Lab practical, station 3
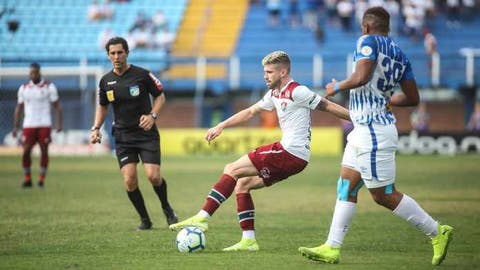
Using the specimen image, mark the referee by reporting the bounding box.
[91,37,177,230]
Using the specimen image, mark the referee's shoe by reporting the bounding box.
[163,206,178,225]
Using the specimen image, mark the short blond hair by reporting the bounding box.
[262,51,291,72]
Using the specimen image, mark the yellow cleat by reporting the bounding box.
[168,215,208,232]
[222,238,259,252]
[432,224,453,266]
[298,243,340,264]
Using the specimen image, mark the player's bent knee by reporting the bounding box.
[337,177,363,201]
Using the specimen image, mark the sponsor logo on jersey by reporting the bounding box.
[361,46,373,56]
[107,81,117,85]
[106,90,115,101]
[129,85,140,97]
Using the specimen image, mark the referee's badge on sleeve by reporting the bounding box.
[107,90,115,102]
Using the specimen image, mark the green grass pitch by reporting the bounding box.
[1,154,479,270]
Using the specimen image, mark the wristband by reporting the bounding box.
[334,82,340,93]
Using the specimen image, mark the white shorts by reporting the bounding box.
[341,123,398,188]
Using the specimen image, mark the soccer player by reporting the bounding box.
[169,51,351,251]
[90,37,178,230]
[298,7,453,266]
[12,62,63,188]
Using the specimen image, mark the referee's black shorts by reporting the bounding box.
[112,126,161,168]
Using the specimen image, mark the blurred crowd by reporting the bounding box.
[252,0,479,42]
[88,0,174,51]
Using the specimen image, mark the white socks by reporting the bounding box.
[326,200,357,248]
[393,194,438,237]
[242,230,256,240]
[197,210,211,219]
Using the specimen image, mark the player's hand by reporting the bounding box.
[12,128,18,138]
[139,114,155,131]
[90,130,102,144]
[205,125,223,144]
[325,78,338,99]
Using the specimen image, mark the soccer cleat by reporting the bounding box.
[137,218,153,230]
[37,181,44,188]
[298,243,340,264]
[163,206,179,225]
[169,215,208,232]
[22,181,32,188]
[222,238,259,252]
[431,224,453,266]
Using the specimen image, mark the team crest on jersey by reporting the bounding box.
[281,101,288,112]
[106,90,115,102]
[272,90,280,98]
[129,85,140,96]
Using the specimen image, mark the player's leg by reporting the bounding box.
[37,127,52,187]
[117,144,151,230]
[143,162,178,225]
[222,175,264,252]
[298,167,362,263]
[223,142,307,251]
[363,124,452,265]
[169,154,258,232]
[20,128,36,188]
[299,140,362,263]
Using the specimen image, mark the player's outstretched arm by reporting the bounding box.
[325,59,375,98]
[205,104,263,143]
[316,98,351,121]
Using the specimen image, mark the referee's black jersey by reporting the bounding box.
[98,65,163,129]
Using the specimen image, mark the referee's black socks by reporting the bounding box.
[153,178,171,210]
[127,188,151,221]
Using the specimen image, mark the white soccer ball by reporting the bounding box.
[176,226,206,253]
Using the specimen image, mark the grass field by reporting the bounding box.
[0,154,479,270]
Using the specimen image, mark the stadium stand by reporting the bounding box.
[1,1,479,90]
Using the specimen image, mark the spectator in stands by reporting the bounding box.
[355,0,369,28]
[288,0,301,27]
[13,63,63,188]
[129,11,151,33]
[88,0,103,21]
[467,101,480,132]
[337,0,354,32]
[325,0,338,25]
[410,102,430,132]
[462,0,476,22]
[402,2,425,41]
[266,0,282,27]
[88,0,114,21]
[152,27,175,51]
[303,0,321,30]
[446,0,461,28]
[131,25,151,48]
[423,28,437,80]
[384,0,400,36]
[152,9,169,32]
[97,27,115,50]
[101,0,114,20]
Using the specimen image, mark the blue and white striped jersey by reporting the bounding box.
[349,35,414,125]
